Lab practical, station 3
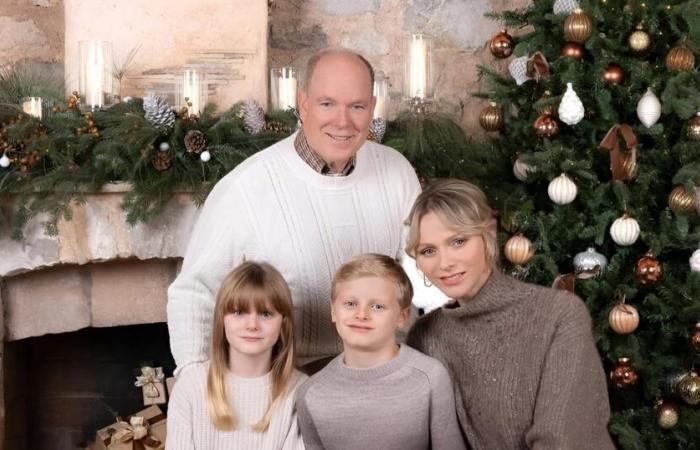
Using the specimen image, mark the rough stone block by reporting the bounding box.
[323,0,380,16]
[90,259,174,327]
[4,265,90,341]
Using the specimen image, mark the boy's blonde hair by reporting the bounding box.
[331,253,413,309]
[207,261,295,432]
[405,179,499,268]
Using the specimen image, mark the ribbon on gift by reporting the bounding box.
[107,412,164,450]
[599,123,638,181]
[525,52,550,81]
[134,366,165,398]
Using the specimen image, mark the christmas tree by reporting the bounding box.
[448,0,700,447]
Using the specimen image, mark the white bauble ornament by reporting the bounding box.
[558,82,585,126]
[508,56,531,86]
[553,0,580,14]
[548,173,577,205]
[609,303,640,334]
[513,158,534,182]
[610,214,640,246]
[573,247,607,278]
[200,150,211,162]
[158,142,170,152]
[690,247,700,272]
[0,153,9,168]
[637,87,661,128]
[504,234,534,265]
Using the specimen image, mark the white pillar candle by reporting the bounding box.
[277,67,297,110]
[183,69,202,116]
[373,76,389,119]
[409,35,427,99]
[79,41,113,110]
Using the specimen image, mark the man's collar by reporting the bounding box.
[294,129,356,176]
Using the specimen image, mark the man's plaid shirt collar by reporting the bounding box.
[294,129,356,176]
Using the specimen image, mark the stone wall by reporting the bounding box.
[0,0,64,64]
[269,0,530,134]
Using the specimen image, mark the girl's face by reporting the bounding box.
[415,211,492,300]
[224,300,284,361]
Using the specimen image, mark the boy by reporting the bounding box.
[296,253,465,450]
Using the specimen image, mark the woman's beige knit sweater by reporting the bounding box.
[407,270,615,450]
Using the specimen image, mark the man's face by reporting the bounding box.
[298,53,376,173]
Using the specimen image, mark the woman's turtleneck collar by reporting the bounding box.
[441,269,522,318]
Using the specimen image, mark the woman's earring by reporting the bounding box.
[423,273,432,287]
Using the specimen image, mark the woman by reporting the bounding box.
[405,179,614,449]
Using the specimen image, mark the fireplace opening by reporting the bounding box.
[4,322,175,450]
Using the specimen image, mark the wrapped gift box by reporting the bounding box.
[95,405,166,450]
[135,366,167,405]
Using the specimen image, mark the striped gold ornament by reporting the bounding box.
[479,102,503,132]
[504,234,534,265]
[563,9,592,43]
[665,46,695,72]
[609,302,639,334]
[668,185,696,214]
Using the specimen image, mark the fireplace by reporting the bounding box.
[1,186,200,449]
[4,323,175,450]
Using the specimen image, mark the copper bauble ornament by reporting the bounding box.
[479,102,503,132]
[692,322,700,354]
[656,401,679,429]
[490,29,515,59]
[603,63,625,84]
[665,46,695,71]
[628,24,651,54]
[533,113,559,138]
[609,302,639,334]
[536,90,557,116]
[678,371,700,405]
[561,41,584,59]
[610,357,638,388]
[687,113,700,141]
[668,185,696,214]
[563,9,593,43]
[504,234,534,265]
[635,252,662,285]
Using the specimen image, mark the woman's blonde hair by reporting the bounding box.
[207,261,295,432]
[405,178,498,268]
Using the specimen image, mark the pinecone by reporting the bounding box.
[370,118,387,143]
[152,151,173,171]
[264,121,289,134]
[184,130,207,154]
[144,95,176,131]
[243,100,266,134]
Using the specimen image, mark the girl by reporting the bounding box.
[167,261,307,450]
[405,179,614,450]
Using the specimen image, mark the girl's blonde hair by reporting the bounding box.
[207,261,295,432]
[405,178,499,268]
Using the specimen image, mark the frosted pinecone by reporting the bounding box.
[144,95,176,131]
[243,100,266,135]
[370,118,387,143]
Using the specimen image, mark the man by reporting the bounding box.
[167,48,423,376]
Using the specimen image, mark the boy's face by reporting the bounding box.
[331,276,409,353]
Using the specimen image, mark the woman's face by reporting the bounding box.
[415,211,492,300]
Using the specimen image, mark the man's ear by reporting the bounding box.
[298,90,309,124]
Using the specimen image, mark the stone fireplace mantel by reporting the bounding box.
[1,183,201,341]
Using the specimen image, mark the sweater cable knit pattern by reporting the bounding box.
[167,132,422,375]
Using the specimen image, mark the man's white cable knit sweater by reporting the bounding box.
[167,132,423,374]
[166,362,308,450]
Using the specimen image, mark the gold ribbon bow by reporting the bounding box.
[599,123,638,181]
[107,413,164,450]
[526,52,550,81]
[134,366,164,398]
